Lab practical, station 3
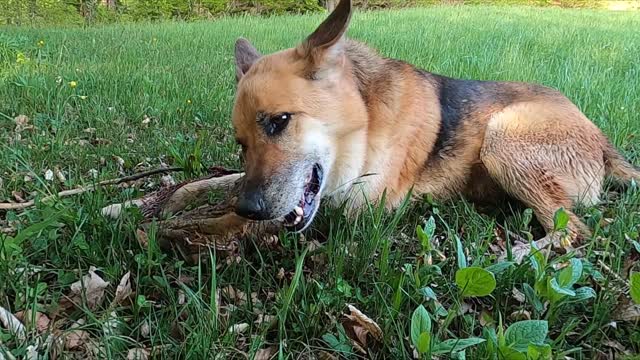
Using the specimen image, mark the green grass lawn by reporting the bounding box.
[2,5,640,359]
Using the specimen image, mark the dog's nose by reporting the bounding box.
[235,190,270,220]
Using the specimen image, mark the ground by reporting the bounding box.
[1,5,640,359]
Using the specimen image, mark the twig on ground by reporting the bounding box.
[597,259,630,294]
[0,167,183,211]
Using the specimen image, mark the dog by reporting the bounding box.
[230,0,639,249]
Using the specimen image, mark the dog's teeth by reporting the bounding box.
[294,206,303,216]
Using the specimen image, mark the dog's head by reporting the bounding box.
[231,0,367,231]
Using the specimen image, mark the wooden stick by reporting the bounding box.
[101,172,244,219]
[0,167,183,211]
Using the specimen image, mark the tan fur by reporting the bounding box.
[231,0,640,241]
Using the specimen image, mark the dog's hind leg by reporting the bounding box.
[482,158,591,262]
[479,102,605,260]
[481,157,590,237]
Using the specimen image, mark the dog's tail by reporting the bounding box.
[603,140,640,184]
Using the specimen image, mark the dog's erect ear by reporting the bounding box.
[235,38,261,82]
[297,0,352,78]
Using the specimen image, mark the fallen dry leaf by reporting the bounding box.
[223,285,248,305]
[127,348,150,360]
[254,314,276,328]
[64,329,89,350]
[352,325,369,346]
[225,255,242,265]
[177,275,195,285]
[512,288,526,303]
[0,306,26,340]
[459,301,474,315]
[14,115,30,129]
[13,115,34,135]
[346,305,383,339]
[93,138,112,145]
[140,320,151,338]
[341,304,383,353]
[228,323,249,334]
[11,190,26,203]
[114,272,133,305]
[509,309,531,321]
[54,167,66,182]
[114,156,126,173]
[264,235,279,247]
[614,300,640,322]
[14,310,50,333]
[305,238,321,251]
[254,346,277,360]
[349,338,367,355]
[178,290,186,305]
[300,239,329,269]
[604,339,632,355]
[44,169,54,181]
[69,266,110,309]
[25,344,39,360]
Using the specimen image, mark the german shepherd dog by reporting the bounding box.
[231,0,639,249]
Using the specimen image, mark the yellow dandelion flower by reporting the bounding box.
[16,52,28,64]
[69,81,77,88]
[37,40,45,47]
[186,99,192,105]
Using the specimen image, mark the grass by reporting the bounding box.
[1,4,640,359]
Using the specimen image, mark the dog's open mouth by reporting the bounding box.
[283,164,323,231]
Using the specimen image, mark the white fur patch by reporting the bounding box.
[300,116,368,206]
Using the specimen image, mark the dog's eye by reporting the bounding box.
[265,113,291,136]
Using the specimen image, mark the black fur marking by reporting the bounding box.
[430,74,483,158]
[421,72,520,166]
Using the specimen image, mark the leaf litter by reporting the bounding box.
[340,304,383,354]
[113,271,133,305]
[68,266,110,309]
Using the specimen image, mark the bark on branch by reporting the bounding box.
[101,167,284,260]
